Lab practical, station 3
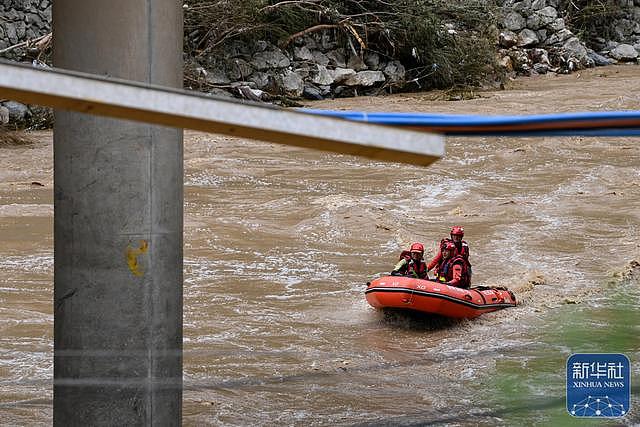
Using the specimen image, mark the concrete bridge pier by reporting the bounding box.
[53,0,183,425]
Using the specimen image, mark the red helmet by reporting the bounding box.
[450,226,464,237]
[410,242,424,253]
[443,241,456,251]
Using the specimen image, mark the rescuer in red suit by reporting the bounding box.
[391,242,428,279]
[427,225,471,273]
[434,241,471,288]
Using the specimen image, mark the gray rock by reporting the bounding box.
[303,85,324,100]
[312,50,330,67]
[328,67,356,84]
[533,63,549,74]
[536,6,558,25]
[281,70,304,97]
[504,12,526,31]
[530,48,550,64]
[5,23,18,44]
[15,21,26,39]
[227,58,253,80]
[236,85,267,102]
[383,60,406,83]
[41,6,51,22]
[205,69,230,85]
[537,29,547,42]
[587,50,614,66]
[319,85,332,95]
[563,37,588,60]
[5,9,21,21]
[549,17,565,32]
[546,29,573,46]
[3,101,29,124]
[311,65,334,86]
[531,0,546,9]
[294,46,314,62]
[347,55,367,71]
[499,30,518,47]
[343,70,385,87]
[364,51,380,70]
[517,28,539,46]
[25,12,43,28]
[0,106,9,125]
[294,65,310,79]
[326,49,346,68]
[248,72,272,90]
[513,0,533,16]
[251,49,290,70]
[526,13,543,30]
[610,44,639,61]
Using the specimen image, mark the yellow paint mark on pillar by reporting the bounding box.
[126,240,148,277]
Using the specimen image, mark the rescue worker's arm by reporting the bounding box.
[426,251,442,272]
[391,258,408,276]
[445,264,463,287]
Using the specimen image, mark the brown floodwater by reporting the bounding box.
[1,65,639,425]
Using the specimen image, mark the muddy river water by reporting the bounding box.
[1,65,639,425]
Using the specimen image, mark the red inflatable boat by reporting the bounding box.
[365,276,517,319]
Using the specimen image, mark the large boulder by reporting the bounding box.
[504,12,527,31]
[499,30,518,47]
[517,28,539,47]
[311,65,335,86]
[536,6,558,26]
[3,101,30,125]
[343,70,385,87]
[546,28,573,46]
[281,70,304,97]
[610,44,639,61]
[549,17,565,32]
[328,67,356,84]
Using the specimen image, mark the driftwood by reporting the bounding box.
[281,24,341,48]
[0,32,52,55]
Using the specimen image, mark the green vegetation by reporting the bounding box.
[184,0,502,90]
[562,0,627,41]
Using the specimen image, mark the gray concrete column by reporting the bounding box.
[52,1,183,425]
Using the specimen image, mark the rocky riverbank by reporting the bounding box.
[2,0,640,129]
